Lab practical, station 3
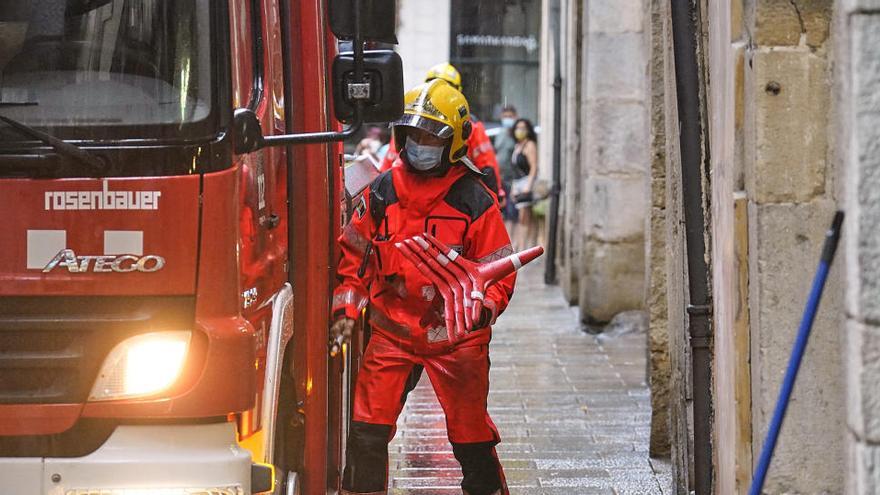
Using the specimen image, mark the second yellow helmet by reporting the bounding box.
[425,62,463,92]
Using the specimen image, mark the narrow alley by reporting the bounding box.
[388,262,672,494]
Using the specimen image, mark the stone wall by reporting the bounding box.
[548,0,662,467]
[396,0,451,90]
[576,0,651,325]
[538,0,554,188]
[647,0,671,459]
[549,0,651,324]
[837,1,880,492]
[656,0,694,489]
[540,0,581,303]
[557,0,584,305]
[656,0,844,492]
[743,1,844,492]
[706,0,741,492]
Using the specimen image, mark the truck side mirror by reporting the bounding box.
[332,50,403,124]
[230,2,401,150]
[329,0,397,44]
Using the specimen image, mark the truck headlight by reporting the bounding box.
[89,331,191,401]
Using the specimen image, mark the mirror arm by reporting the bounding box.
[260,0,366,148]
[261,104,363,146]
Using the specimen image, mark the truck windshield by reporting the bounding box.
[0,0,213,140]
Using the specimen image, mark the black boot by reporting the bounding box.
[342,421,394,494]
[452,441,507,495]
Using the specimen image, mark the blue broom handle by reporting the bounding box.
[749,211,843,495]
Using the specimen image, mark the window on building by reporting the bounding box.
[450,0,540,124]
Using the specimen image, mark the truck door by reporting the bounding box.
[229,0,291,467]
[233,0,288,309]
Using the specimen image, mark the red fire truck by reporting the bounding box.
[0,1,401,494]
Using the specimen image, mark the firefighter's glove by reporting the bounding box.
[329,317,355,356]
[395,233,545,344]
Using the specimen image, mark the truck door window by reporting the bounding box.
[229,0,264,111]
[0,0,214,138]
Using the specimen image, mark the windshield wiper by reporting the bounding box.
[0,102,38,107]
[0,114,105,172]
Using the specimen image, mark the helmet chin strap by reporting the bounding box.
[459,156,485,176]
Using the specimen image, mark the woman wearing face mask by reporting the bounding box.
[510,118,539,250]
[332,80,516,495]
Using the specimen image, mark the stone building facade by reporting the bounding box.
[538,0,669,464]
[696,1,844,492]
[395,0,451,90]
[540,0,880,492]
[540,0,652,327]
[837,1,880,493]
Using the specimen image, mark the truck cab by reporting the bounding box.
[0,1,401,494]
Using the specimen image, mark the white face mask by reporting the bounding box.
[405,136,444,171]
[501,117,516,129]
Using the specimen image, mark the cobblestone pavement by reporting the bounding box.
[388,262,672,494]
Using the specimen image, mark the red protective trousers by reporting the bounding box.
[342,333,507,495]
[355,334,497,442]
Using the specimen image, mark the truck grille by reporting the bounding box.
[0,296,195,404]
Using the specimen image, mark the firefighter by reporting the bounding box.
[332,80,514,495]
[379,63,505,205]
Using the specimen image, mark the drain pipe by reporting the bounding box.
[544,0,563,285]
[669,0,714,493]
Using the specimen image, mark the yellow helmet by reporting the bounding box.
[393,79,477,171]
[425,62,463,92]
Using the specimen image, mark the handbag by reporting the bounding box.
[513,191,534,204]
[513,179,549,206]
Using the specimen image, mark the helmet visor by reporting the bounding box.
[393,114,453,139]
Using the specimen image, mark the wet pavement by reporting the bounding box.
[388,261,672,494]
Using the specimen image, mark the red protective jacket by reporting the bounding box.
[379,121,505,200]
[333,160,515,355]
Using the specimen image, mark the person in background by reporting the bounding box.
[493,105,519,230]
[510,118,539,251]
[375,125,392,164]
[355,125,383,165]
